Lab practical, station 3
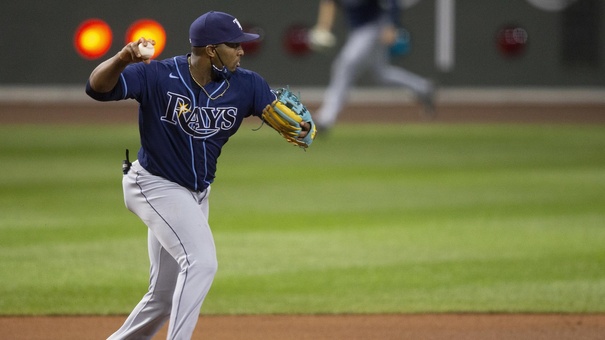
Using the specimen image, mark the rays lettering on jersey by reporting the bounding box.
[162,92,237,138]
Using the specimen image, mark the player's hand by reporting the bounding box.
[118,38,156,65]
[308,27,336,51]
[299,121,310,139]
[381,25,397,46]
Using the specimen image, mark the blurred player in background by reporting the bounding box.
[309,0,436,131]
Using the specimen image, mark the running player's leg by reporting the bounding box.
[370,37,435,115]
[371,42,433,96]
[316,22,382,129]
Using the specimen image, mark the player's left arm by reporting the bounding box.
[248,73,316,148]
[384,0,402,27]
[261,88,316,148]
[381,0,402,46]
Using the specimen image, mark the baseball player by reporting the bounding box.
[86,11,313,340]
[309,0,436,131]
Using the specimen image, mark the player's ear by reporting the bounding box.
[205,45,217,57]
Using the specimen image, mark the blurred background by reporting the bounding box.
[0,0,603,88]
[1,0,605,326]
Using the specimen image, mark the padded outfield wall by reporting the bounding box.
[0,0,603,87]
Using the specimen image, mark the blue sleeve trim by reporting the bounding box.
[120,74,128,99]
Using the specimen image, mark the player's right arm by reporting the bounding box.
[309,0,337,51]
[88,54,131,93]
[88,38,153,93]
[315,0,337,31]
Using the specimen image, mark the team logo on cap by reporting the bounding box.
[233,18,242,30]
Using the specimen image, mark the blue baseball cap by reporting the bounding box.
[189,11,259,47]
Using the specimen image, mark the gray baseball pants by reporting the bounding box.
[108,160,217,340]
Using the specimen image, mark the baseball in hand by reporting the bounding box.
[138,42,155,59]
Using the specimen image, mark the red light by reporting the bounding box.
[496,25,528,58]
[283,24,311,57]
[74,19,113,59]
[241,23,264,56]
[125,19,167,59]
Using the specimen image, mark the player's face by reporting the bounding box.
[215,43,244,72]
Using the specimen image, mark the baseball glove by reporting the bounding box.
[262,88,317,148]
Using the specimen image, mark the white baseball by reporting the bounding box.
[138,43,155,58]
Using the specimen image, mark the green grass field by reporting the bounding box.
[0,122,604,315]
